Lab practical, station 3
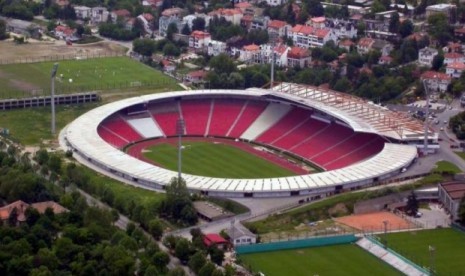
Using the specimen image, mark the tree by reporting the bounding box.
[0,19,8,40]
[148,219,163,240]
[163,42,181,57]
[174,238,191,264]
[192,17,206,31]
[198,262,216,276]
[153,251,170,271]
[427,13,452,46]
[166,22,178,41]
[399,19,414,38]
[209,54,236,75]
[388,12,400,33]
[208,246,225,265]
[133,38,156,57]
[181,23,191,35]
[406,191,419,216]
[188,251,207,274]
[431,54,444,71]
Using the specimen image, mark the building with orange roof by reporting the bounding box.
[356,37,375,54]
[267,20,290,38]
[240,44,261,62]
[378,55,393,65]
[444,52,465,65]
[287,46,311,68]
[31,201,69,215]
[290,24,335,48]
[189,31,211,49]
[209,8,243,25]
[235,2,252,11]
[307,16,326,29]
[185,70,207,83]
[339,39,355,51]
[439,181,465,221]
[0,200,68,226]
[446,62,465,78]
[421,71,452,93]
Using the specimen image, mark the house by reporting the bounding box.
[326,18,357,40]
[421,71,452,93]
[371,39,393,56]
[203,233,229,250]
[266,0,287,6]
[0,200,68,226]
[250,16,269,30]
[438,181,465,221]
[445,42,462,53]
[159,8,185,37]
[446,62,465,78]
[240,44,261,63]
[5,18,42,39]
[189,31,211,49]
[454,27,465,39]
[208,8,243,25]
[31,201,69,214]
[207,40,227,56]
[307,16,326,29]
[267,20,289,38]
[161,59,175,72]
[444,52,465,65]
[339,39,355,51]
[74,6,91,20]
[137,14,154,34]
[90,7,109,24]
[426,4,457,24]
[182,14,210,30]
[357,37,375,54]
[111,9,131,21]
[418,47,438,67]
[378,55,393,65]
[53,0,69,7]
[235,2,252,12]
[287,46,311,68]
[240,15,254,30]
[290,24,335,48]
[185,70,207,83]
[226,223,256,246]
[54,25,76,41]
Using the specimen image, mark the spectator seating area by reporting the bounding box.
[98,98,387,170]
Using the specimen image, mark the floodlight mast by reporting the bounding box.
[422,77,433,156]
[176,118,185,181]
[51,63,59,135]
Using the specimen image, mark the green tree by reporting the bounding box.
[431,54,444,71]
[174,238,191,264]
[188,251,206,273]
[399,19,414,38]
[181,23,191,35]
[192,17,206,31]
[198,262,216,276]
[163,42,181,57]
[166,22,178,41]
[148,219,163,240]
[0,19,8,40]
[458,196,465,223]
[153,251,170,271]
[208,246,225,265]
[427,13,452,46]
[388,12,400,33]
[133,38,157,56]
[406,191,419,216]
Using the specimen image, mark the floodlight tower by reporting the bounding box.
[176,118,185,181]
[51,63,59,135]
[422,76,434,155]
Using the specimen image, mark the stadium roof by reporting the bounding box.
[268,82,434,141]
[64,89,418,196]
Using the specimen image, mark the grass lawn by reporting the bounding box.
[382,228,465,275]
[433,160,462,174]
[455,151,465,161]
[142,141,296,178]
[0,56,179,98]
[239,244,401,276]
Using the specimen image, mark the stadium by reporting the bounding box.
[63,82,430,198]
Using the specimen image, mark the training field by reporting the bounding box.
[140,140,299,178]
[239,244,401,276]
[382,228,465,275]
[0,56,178,98]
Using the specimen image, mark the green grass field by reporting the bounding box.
[433,160,462,174]
[142,141,296,178]
[382,228,465,275]
[0,56,179,98]
[239,244,401,276]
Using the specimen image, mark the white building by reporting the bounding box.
[266,0,288,6]
[290,24,336,48]
[207,40,226,56]
[189,31,211,49]
[421,71,452,93]
[226,223,257,246]
[438,182,465,221]
[91,7,109,24]
[74,6,91,20]
[446,62,465,78]
[159,8,184,37]
[182,14,211,30]
[444,52,465,65]
[418,47,438,67]
[208,8,243,25]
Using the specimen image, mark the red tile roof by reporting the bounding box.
[0,200,28,221]
[421,71,451,81]
[203,233,228,247]
[311,16,326,23]
[143,13,154,21]
[268,20,287,29]
[243,44,260,51]
[447,62,465,70]
[339,39,354,47]
[358,37,374,47]
[31,201,68,214]
[288,46,310,59]
[191,30,211,39]
[113,9,131,17]
[188,70,207,78]
[444,52,464,59]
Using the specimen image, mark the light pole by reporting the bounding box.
[176,118,185,181]
[51,63,59,135]
[422,76,435,156]
[429,245,435,276]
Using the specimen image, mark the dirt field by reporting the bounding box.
[334,211,417,233]
[0,39,127,61]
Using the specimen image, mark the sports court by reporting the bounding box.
[334,211,417,232]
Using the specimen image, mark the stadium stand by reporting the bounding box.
[208,99,247,137]
[228,101,268,138]
[256,108,313,144]
[150,101,181,136]
[97,126,128,148]
[241,103,292,141]
[272,118,329,150]
[127,117,164,138]
[99,116,143,142]
[181,99,212,136]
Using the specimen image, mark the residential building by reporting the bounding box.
[418,47,438,67]
[326,18,357,39]
[372,39,393,56]
[357,37,375,54]
[54,25,76,41]
[137,14,154,34]
[307,16,326,29]
[4,18,41,38]
[266,0,287,6]
[454,27,465,39]
[235,2,252,12]
[339,39,355,51]
[250,16,269,30]
[420,71,452,93]
[189,30,211,49]
[203,233,229,250]
[239,44,261,62]
[208,8,243,25]
[91,7,109,24]
[445,42,462,54]
[287,46,311,68]
[183,14,210,30]
[226,223,257,246]
[185,70,207,84]
[111,9,131,21]
[446,62,465,78]
[207,40,227,56]
[378,55,393,65]
[426,4,457,24]
[0,200,68,226]
[267,20,289,38]
[438,181,465,221]
[290,24,335,48]
[74,6,91,20]
[159,8,185,37]
[240,15,254,30]
[444,52,465,65]
[161,59,175,72]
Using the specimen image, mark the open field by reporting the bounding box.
[382,228,465,275]
[433,160,462,174]
[141,141,298,178]
[239,244,401,276]
[0,56,179,98]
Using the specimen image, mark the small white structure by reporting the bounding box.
[418,47,438,67]
[227,223,257,246]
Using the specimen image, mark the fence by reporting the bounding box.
[235,234,357,254]
[0,52,125,65]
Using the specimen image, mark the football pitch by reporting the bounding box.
[382,228,465,275]
[239,244,401,276]
[0,56,179,98]
[142,141,297,178]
